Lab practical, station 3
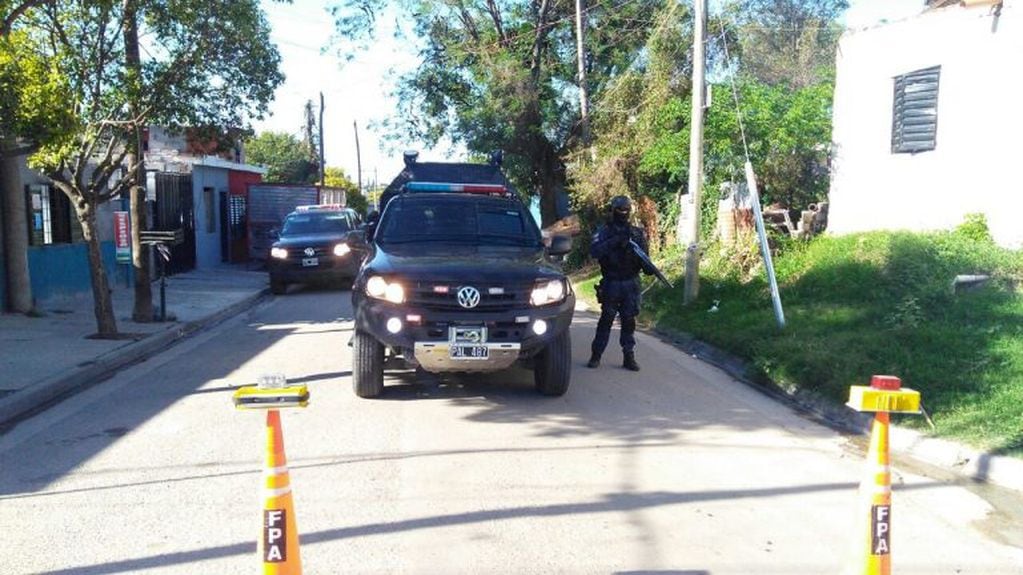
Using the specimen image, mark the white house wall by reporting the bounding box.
[828,2,1022,248]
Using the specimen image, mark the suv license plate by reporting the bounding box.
[302,257,319,267]
[450,345,489,360]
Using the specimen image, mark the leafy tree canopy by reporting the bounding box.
[0,30,75,156]
[331,0,663,226]
[246,131,319,184]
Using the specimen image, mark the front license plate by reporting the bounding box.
[450,345,489,360]
[301,257,319,267]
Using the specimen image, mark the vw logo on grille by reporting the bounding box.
[456,286,481,309]
[304,247,315,257]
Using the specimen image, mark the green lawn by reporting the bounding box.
[574,230,1023,456]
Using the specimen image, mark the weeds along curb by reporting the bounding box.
[645,323,874,435]
[641,322,1023,493]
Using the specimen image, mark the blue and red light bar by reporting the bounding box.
[405,182,509,196]
[296,204,345,212]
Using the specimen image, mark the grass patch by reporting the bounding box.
[575,230,1023,456]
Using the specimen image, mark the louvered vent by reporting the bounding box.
[892,66,940,154]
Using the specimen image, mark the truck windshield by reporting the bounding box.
[377,197,541,247]
[282,213,351,235]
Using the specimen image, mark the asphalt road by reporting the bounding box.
[2,286,1022,574]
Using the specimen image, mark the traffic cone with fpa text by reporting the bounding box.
[260,409,302,574]
[846,375,921,575]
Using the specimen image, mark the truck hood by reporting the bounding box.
[365,243,564,283]
[273,233,350,248]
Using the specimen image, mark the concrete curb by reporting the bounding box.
[0,289,269,429]
[575,302,1022,493]
[641,323,1023,493]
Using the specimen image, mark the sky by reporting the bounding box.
[252,0,926,190]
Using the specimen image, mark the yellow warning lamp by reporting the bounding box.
[233,374,309,410]
[847,375,921,414]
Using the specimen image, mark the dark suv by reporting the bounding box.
[267,205,363,294]
[350,187,575,398]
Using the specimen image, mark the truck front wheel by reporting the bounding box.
[353,330,384,398]
[534,330,571,396]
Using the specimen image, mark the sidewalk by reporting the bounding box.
[0,265,268,427]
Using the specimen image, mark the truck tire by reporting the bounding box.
[353,330,384,398]
[534,330,571,396]
[270,275,286,295]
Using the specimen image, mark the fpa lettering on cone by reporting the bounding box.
[846,375,921,575]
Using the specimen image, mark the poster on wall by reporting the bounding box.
[114,211,131,264]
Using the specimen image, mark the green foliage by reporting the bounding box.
[609,231,1023,454]
[24,0,283,182]
[955,213,993,243]
[331,0,663,226]
[726,0,848,88]
[572,1,835,254]
[323,166,368,215]
[0,30,75,154]
[245,132,319,184]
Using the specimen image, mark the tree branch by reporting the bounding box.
[0,0,47,36]
[485,0,508,47]
[530,0,552,84]
[453,1,479,43]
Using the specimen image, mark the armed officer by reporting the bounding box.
[587,195,649,372]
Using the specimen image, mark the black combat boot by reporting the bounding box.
[586,353,601,368]
[623,351,640,372]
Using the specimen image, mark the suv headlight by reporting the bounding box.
[366,275,405,304]
[530,279,567,306]
[270,247,288,259]
[333,243,351,257]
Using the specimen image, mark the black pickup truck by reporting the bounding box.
[349,183,575,398]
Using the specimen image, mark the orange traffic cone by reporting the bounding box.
[259,409,302,574]
[846,374,920,575]
[854,409,893,575]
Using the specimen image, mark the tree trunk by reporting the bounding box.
[0,153,34,313]
[76,202,118,336]
[123,0,153,322]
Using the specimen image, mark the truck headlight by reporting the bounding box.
[333,243,351,257]
[530,279,567,306]
[366,275,405,304]
[270,247,288,259]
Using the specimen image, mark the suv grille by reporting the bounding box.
[408,281,532,312]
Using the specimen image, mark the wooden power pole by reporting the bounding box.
[318,92,325,188]
[354,120,363,197]
[681,0,706,305]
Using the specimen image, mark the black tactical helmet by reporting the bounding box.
[610,195,632,224]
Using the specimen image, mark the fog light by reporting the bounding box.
[386,317,403,334]
[532,319,548,335]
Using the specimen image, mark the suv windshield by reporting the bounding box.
[376,196,542,247]
[282,212,351,235]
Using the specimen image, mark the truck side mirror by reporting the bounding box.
[547,234,572,256]
[348,229,367,246]
[363,210,380,242]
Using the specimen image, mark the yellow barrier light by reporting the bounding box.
[847,385,921,414]
[233,384,310,410]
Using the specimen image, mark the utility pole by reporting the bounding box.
[353,120,363,196]
[573,0,591,148]
[681,0,706,305]
[318,92,325,188]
